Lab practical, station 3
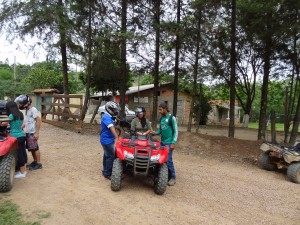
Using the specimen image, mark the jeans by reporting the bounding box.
[101,142,115,177]
[161,143,176,179]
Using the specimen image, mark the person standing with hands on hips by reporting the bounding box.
[153,102,178,186]
[15,95,42,170]
[100,101,120,180]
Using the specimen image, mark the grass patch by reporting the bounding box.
[0,199,40,225]
[248,123,291,132]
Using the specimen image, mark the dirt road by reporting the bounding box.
[2,123,300,225]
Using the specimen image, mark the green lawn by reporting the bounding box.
[248,123,293,132]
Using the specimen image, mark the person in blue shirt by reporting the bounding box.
[100,101,120,179]
[0,101,27,178]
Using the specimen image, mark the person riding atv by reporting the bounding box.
[111,129,169,195]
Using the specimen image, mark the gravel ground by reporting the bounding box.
[1,123,300,225]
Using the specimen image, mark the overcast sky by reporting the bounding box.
[0,34,47,66]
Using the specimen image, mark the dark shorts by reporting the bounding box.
[26,133,39,151]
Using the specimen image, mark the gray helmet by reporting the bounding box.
[15,94,32,110]
[105,101,120,116]
[135,107,146,116]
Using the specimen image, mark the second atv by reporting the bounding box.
[111,131,169,195]
[258,142,300,183]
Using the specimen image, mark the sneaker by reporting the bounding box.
[27,161,37,168]
[14,171,27,178]
[167,178,176,186]
[29,163,43,170]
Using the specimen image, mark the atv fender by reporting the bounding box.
[0,136,18,157]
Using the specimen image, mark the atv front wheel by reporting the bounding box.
[154,163,168,195]
[111,158,123,191]
[258,151,276,171]
[0,153,16,192]
[287,162,300,184]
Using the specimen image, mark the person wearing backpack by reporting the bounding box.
[155,102,178,186]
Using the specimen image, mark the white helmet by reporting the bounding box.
[105,101,120,116]
[15,94,32,109]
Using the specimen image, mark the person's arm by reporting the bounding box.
[143,120,152,135]
[109,126,119,142]
[34,116,41,140]
[0,115,12,126]
[170,116,178,149]
[131,119,136,131]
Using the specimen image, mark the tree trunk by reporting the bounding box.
[258,13,272,140]
[284,86,289,143]
[187,10,201,132]
[289,31,300,144]
[242,114,250,128]
[172,0,181,117]
[58,0,69,97]
[270,110,276,143]
[81,1,92,122]
[228,0,236,138]
[289,94,300,145]
[119,0,127,118]
[90,98,102,124]
[195,83,203,134]
[151,0,161,129]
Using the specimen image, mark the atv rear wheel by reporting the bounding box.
[0,153,16,192]
[154,163,168,195]
[111,158,123,191]
[287,162,300,184]
[258,151,276,171]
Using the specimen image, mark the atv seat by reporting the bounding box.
[0,126,8,141]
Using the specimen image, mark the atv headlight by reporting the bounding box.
[150,154,160,162]
[124,151,134,159]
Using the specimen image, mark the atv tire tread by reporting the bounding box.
[287,162,300,184]
[111,158,123,191]
[258,151,276,171]
[0,153,15,192]
[154,163,168,195]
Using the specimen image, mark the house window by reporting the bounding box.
[134,96,149,103]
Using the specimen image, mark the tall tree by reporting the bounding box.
[228,0,236,137]
[187,2,202,132]
[172,0,181,117]
[119,0,128,118]
[0,0,78,96]
[151,0,161,129]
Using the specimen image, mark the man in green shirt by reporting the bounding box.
[156,102,178,186]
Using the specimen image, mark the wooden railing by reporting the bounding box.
[41,94,83,132]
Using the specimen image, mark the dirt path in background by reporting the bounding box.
[1,123,299,225]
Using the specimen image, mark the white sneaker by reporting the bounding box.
[14,171,27,178]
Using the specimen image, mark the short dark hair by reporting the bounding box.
[159,102,168,110]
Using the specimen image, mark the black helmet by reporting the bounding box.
[105,101,120,116]
[14,94,32,110]
[135,107,146,116]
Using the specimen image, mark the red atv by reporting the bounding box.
[0,101,18,192]
[111,131,169,195]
